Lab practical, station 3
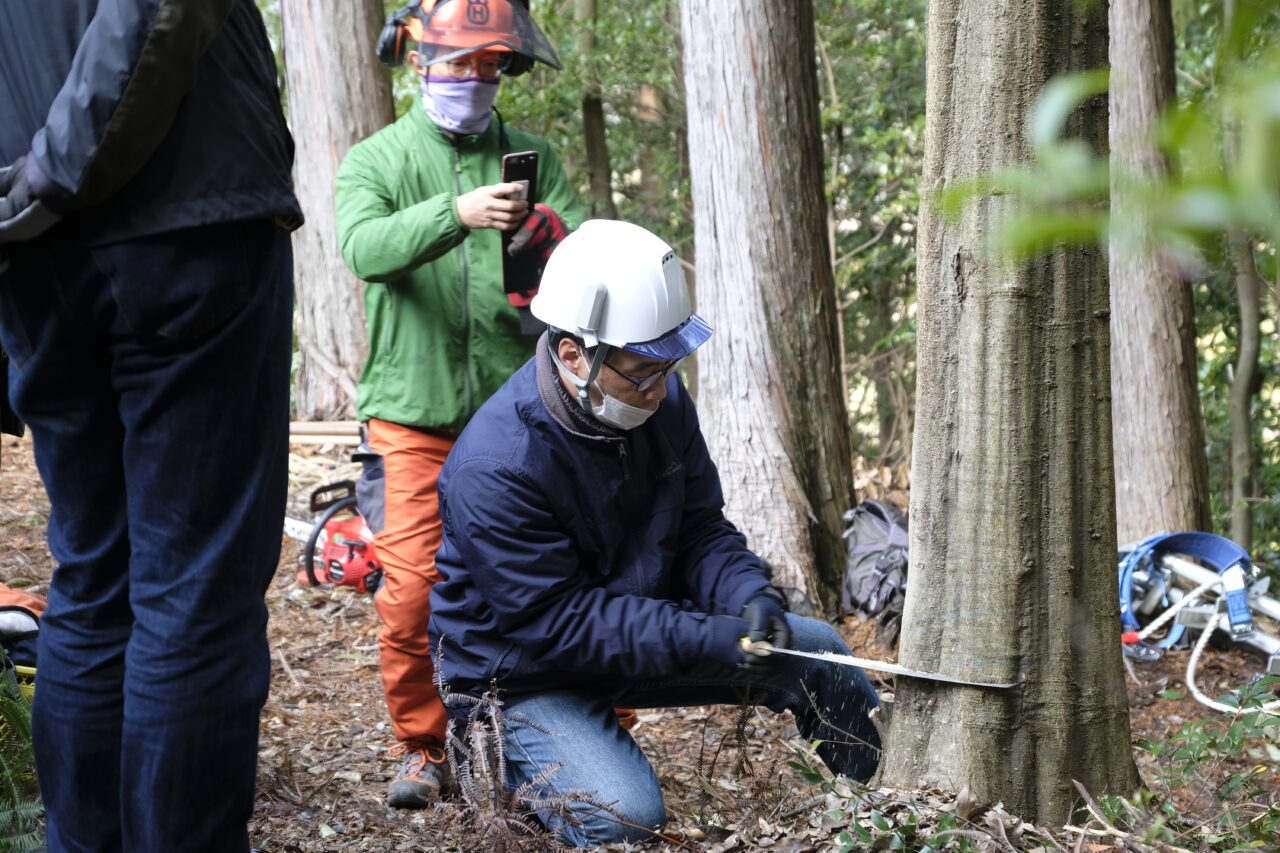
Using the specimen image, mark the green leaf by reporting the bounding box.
[318,823,336,839]
[1028,69,1110,149]
[992,210,1105,259]
[870,809,891,832]
[1158,690,1186,700]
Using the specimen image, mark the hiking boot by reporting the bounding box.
[386,739,456,809]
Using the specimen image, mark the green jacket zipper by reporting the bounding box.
[451,145,473,415]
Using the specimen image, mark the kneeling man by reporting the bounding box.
[430,220,881,847]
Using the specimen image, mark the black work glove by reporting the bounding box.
[705,615,753,670]
[0,157,62,244]
[741,591,790,671]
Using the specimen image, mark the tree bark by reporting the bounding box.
[281,0,393,419]
[1223,0,1262,551]
[1228,238,1261,549]
[1109,0,1210,545]
[877,0,1138,824]
[576,0,618,220]
[681,0,853,614]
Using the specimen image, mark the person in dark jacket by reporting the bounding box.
[430,220,883,848]
[0,2,300,851]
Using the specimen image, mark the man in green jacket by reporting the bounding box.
[335,0,584,810]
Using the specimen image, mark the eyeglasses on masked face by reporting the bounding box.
[438,53,504,79]
[603,357,684,393]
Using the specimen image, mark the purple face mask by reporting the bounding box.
[422,75,500,135]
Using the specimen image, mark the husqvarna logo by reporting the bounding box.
[467,0,490,24]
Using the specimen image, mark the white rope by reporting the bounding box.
[1134,574,1280,715]
[1135,577,1219,643]
[1185,613,1280,716]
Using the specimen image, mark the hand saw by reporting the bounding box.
[739,639,1017,689]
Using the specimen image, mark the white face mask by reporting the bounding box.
[592,386,657,430]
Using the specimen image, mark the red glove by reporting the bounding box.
[505,204,569,307]
[506,203,568,261]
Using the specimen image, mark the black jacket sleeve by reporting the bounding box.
[27,0,237,213]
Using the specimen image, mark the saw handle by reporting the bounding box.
[739,637,774,656]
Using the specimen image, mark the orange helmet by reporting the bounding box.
[377,0,560,74]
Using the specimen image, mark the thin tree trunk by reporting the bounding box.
[682,0,852,614]
[877,0,1138,824]
[576,0,617,220]
[1228,238,1261,549]
[1223,0,1261,550]
[281,0,392,419]
[636,85,664,221]
[1109,0,1210,545]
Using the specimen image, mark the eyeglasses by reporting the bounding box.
[439,55,504,79]
[604,358,683,393]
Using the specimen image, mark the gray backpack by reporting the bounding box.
[840,500,909,642]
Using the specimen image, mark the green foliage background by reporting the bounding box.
[1176,1,1280,571]
[260,0,1278,569]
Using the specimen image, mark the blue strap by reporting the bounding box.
[1118,532,1252,649]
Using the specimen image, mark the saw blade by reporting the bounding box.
[758,645,1017,689]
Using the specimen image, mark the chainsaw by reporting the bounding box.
[294,481,383,594]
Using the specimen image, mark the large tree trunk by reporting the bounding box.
[281,0,393,419]
[681,0,853,615]
[576,0,618,220]
[1109,0,1210,545]
[877,0,1138,824]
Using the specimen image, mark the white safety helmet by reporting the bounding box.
[531,219,713,358]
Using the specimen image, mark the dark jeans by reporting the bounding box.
[454,614,881,848]
[0,221,293,853]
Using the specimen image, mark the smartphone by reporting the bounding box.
[501,150,543,334]
[501,150,539,206]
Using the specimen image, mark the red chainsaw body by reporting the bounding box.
[297,512,382,594]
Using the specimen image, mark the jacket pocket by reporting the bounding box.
[93,219,277,341]
[484,642,524,683]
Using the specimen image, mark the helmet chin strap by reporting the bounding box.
[549,340,612,413]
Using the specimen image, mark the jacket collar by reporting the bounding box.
[535,332,620,442]
[410,102,503,151]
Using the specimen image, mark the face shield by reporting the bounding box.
[619,313,714,361]
[407,0,562,71]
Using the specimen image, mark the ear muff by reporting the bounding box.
[500,0,533,76]
[377,3,420,67]
[502,52,534,77]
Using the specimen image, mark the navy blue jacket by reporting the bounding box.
[0,0,300,248]
[430,340,776,696]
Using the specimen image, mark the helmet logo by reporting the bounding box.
[467,0,490,24]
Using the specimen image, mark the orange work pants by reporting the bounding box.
[366,418,454,745]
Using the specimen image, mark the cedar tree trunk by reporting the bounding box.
[1109,0,1211,545]
[681,0,853,614]
[281,0,392,419]
[877,0,1139,824]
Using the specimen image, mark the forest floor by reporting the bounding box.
[1,432,1277,852]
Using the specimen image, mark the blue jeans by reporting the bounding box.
[458,614,880,848]
[0,220,293,853]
